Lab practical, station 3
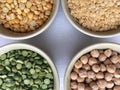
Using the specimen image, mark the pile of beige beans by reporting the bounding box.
[70,49,120,90]
[0,0,53,32]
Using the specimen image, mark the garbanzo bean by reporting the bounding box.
[70,49,120,90]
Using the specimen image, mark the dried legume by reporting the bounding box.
[0,50,54,90]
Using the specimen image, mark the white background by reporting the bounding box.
[1,4,120,90]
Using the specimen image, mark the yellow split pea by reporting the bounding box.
[0,0,53,32]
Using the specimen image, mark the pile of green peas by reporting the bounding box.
[0,50,54,90]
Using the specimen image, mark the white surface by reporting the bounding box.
[1,4,120,90]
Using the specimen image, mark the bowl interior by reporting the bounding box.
[0,0,59,39]
[62,0,120,37]
[0,43,59,90]
[65,43,120,90]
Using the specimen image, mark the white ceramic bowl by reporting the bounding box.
[64,43,120,90]
[0,0,59,40]
[0,43,59,90]
[61,0,120,38]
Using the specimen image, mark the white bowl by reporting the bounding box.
[64,43,120,90]
[0,43,59,90]
[61,0,120,38]
[0,0,60,40]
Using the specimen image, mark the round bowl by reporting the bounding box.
[61,0,120,38]
[64,43,120,90]
[0,43,59,90]
[0,0,59,40]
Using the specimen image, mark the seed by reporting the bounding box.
[19,3,25,10]
[24,8,30,13]
[3,7,9,13]
[16,9,22,15]
[26,1,32,8]
[20,0,27,3]
[7,0,13,3]
[28,13,33,19]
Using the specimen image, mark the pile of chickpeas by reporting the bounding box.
[0,0,53,32]
[70,49,120,90]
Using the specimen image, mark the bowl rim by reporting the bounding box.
[64,42,120,90]
[61,0,120,38]
[0,43,60,90]
[0,0,60,40]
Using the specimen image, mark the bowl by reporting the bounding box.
[0,43,59,90]
[0,0,59,40]
[64,43,120,90]
[61,0,120,38]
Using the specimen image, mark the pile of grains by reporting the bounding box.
[0,0,53,32]
[68,0,120,31]
[0,50,54,89]
[70,49,120,90]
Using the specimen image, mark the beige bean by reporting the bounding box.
[98,54,107,62]
[88,57,97,66]
[97,80,107,89]
[74,60,82,69]
[87,71,95,79]
[71,71,78,80]
[90,49,100,58]
[92,64,100,73]
[71,81,78,89]
[104,49,112,57]
[79,69,87,78]
[106,64,116,73]
[105,72,113,81]
[80,55,88,64]
[96,72,104,79]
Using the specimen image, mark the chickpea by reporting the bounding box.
[82,64,91,70]
[100,64,106,72]
[77,76,85,83]
[71,71,78,80]
[75,60,82,69]
[96,72,104,79]
[105,72,113,81]
[80,55,88,64]
[92,64,100,73]
[78,83,85,90]
[113,78,120,85]
[114,69,120,78]
[106,81,114,88]
[112,51,118,56]
[88,57,97,66]
[104,49,112,57]
[86,54,91,58]
[90,82,99,90]
[73,67,79,73]
[90,49,100,58]
[97,80,107,89]
[87,71,95,79]
[71,81,78,89]
[115,63,120,68]
[104,59,112,65]
[110,55,120,64]
[85,78,92,83]
[106,64,116,73]
[79,69,87,78]
[98,54,107,62]
[114,86,120,90]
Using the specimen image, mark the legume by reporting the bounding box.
[70,49,120,90]
[0,50,54,90]
[0,0,54,33]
